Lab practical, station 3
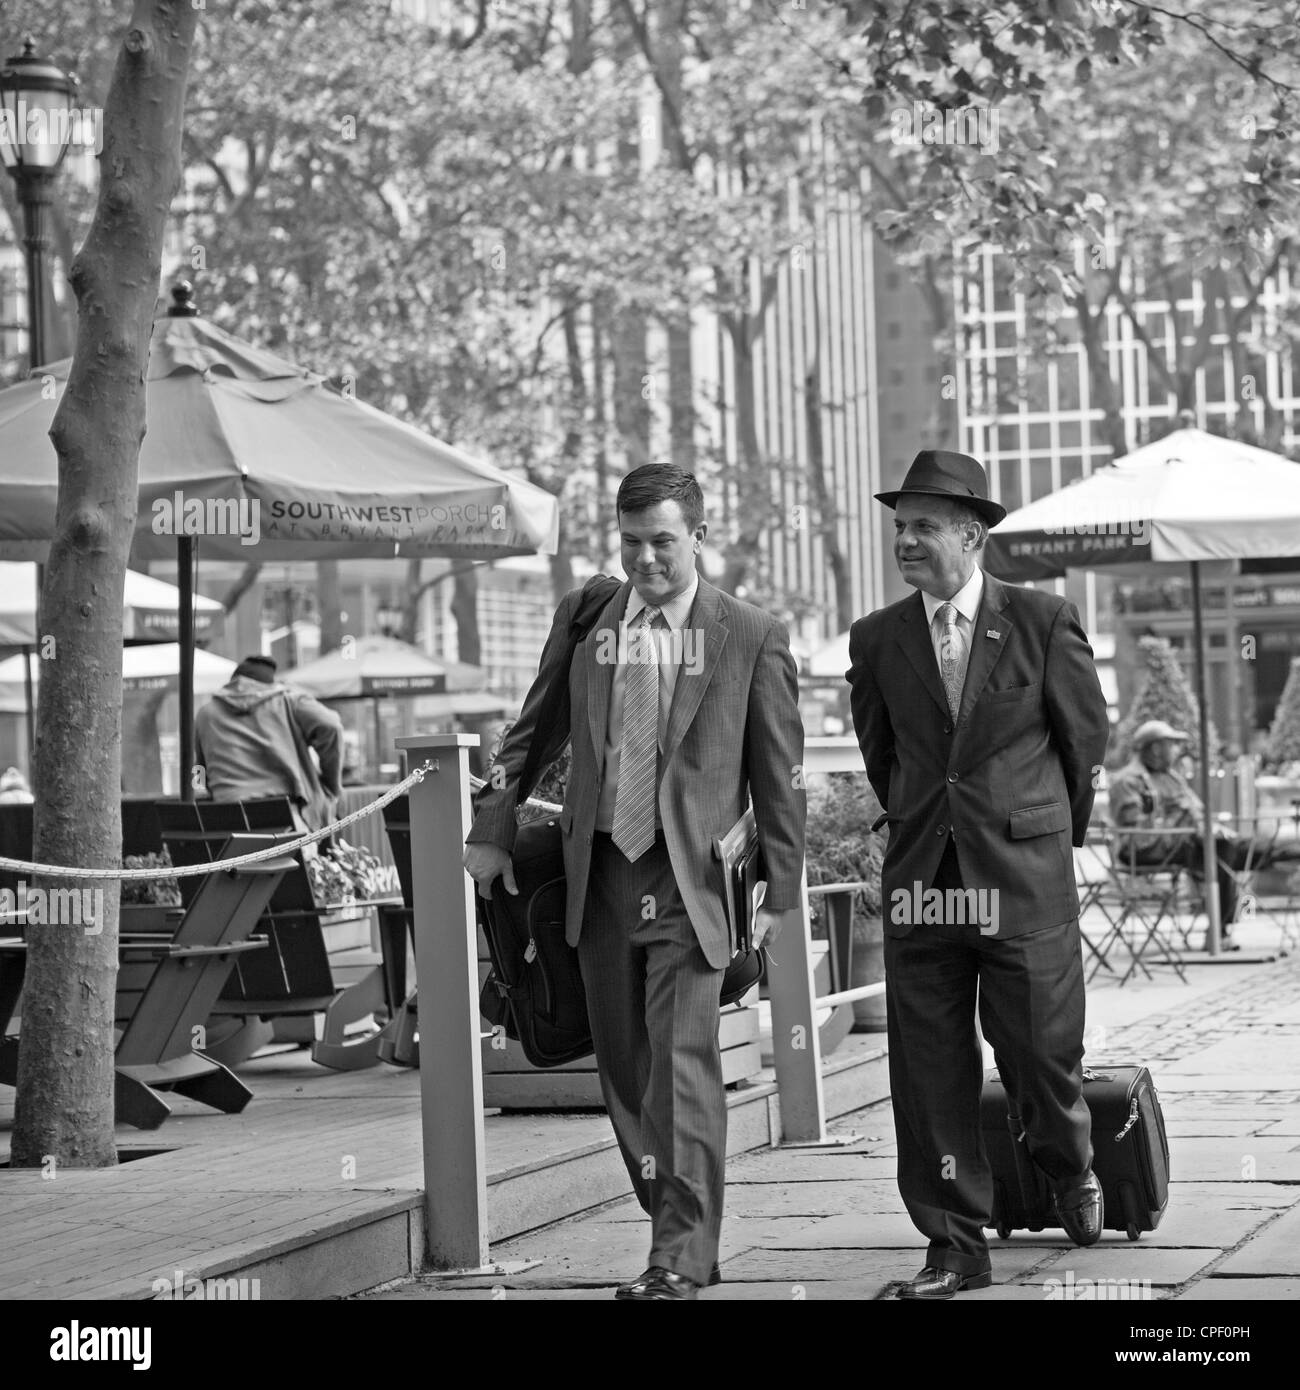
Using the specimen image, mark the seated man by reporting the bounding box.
[1108,720,1251,946]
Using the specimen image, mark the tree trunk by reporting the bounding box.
[316,560,343,654]
[450,566,480,667]
[1075,292,1129,459]
[12,0,198,1168]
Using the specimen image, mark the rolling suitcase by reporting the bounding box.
[983,1064,1170,1241]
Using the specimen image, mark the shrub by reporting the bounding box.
[1111,634,1219,768]
[804,771,886,919]
[1264,656,1300,772]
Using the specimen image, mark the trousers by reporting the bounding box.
[578,830,726,1284]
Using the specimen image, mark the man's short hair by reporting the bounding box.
[616,464,705,532]
[925,494,988,551]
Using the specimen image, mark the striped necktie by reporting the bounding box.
[612,606,663,862]
[935,601,966,719]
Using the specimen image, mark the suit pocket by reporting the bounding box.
[985,683,1040,704]
[1008,801,1070,839]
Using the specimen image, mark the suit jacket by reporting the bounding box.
[845,571,1110,939]
[468,576,806,969]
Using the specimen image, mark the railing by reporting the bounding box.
[394,731,883,1271]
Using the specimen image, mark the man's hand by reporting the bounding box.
[752,905,798,952]
[463,842,517,899]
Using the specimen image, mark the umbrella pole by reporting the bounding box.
[1190,561,1223,954]
[179,536,196,802]
[21,643,35,770]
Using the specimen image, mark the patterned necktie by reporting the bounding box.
[935,601,966,719]
[612,606,662,862]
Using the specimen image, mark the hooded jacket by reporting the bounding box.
[194,676,343,824]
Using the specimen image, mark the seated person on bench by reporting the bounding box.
[1108,720,1251,947]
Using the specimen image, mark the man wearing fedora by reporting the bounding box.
[845,449,1111,1298]
[1108,719,1251,945]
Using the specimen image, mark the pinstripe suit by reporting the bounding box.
[469,575,805,1283]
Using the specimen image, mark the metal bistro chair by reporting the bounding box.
[1087,826,1192,986]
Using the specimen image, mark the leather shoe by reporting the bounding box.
[614,1266,701,1300]
[896,1266,993,1300]
[1053,1168,1104,1246]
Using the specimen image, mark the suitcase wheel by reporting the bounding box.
[1028,1223,1044,1232]
[996,1222,1011,1240]
[1126,1222,1140,1241]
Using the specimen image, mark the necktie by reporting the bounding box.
[935,602,966,719]
[612,606,662,862]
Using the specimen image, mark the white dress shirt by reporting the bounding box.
[595,573,699,833]
[921,566,984,681]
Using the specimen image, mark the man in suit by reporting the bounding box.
[845,449,1110,1299]
[464,463,806,1300]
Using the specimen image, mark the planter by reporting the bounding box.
[850,914,886,1032]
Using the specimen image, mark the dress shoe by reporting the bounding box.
[895,1266,993,1300]
[614,1266,700,1300]
[616,1263,720,1297]
[1053,1168,1104,1246]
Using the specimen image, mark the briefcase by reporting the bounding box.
[983,1065,1170,1241]
[712,807,767,956]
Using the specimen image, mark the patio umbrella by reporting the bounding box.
[284,635,491,772]
[0,563,224,643]
[0,644,237,712]
[984,426,1300,951]
[0,283,559,792]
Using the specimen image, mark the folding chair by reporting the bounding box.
[1088,827,1191,986]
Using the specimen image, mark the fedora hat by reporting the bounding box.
[875,449,1006,526]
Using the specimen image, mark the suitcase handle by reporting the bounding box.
[1114,1097,1140,1142]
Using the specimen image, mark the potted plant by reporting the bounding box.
[120,850,182,933]
[805,771,887,1031]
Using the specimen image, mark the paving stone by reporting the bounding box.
[1163,1035,1300,1074]
[720,1179,903,1219]
[718,1248,907,1285]
[1138,1185,1294,1248]
[749,1212,924,1249]
[1164,1119,1263,1137]
[701,1278,889,1301]
[1031,1245,1220,1286]
[725,1151,897,1182]
[1172,1277,1300,1301]
[1215,1204,1300,1276]
[1167,1137,1300,1181]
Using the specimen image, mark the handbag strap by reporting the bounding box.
[514,574,622,803]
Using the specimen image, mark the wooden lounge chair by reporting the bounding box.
[0,835,294,1129]
[155,798,389,1071]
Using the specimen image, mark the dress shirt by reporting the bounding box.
[921,566,984,680]
[595,573,699,833]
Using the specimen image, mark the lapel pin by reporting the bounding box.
[986,629,1001,640]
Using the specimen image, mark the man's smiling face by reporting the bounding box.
[893,495,978,599]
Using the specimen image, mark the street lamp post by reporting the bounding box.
[0,36,77,370]
[1,37,76,768]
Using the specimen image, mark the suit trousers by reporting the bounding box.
[579,830,727,1285]
[884,841,1092,1275]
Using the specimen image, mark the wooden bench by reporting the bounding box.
[0,835,294,1129]
[155,799,393,1071]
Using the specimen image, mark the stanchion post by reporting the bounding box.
[765,875,827,1142]
[395,732,487,1270]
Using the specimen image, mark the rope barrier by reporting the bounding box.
[0,762,437,881]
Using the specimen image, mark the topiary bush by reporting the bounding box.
[1111,634,1220,769]
[1264,656,1300,773]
